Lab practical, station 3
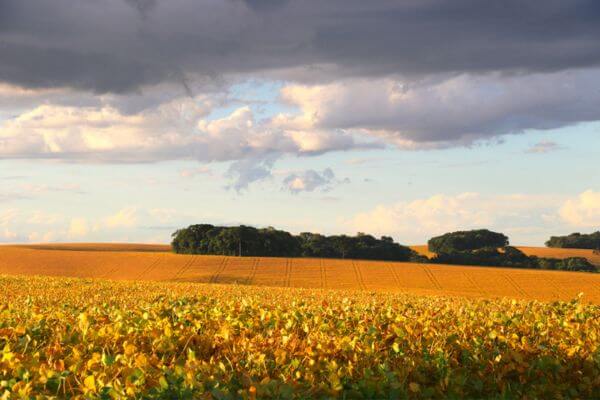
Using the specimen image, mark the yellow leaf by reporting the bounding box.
[409,382,420,393]
[87,352,102,369]
[84,375,96,392]
[124,343,137,357]
[135,353,148,367]
[567,346,579,357]
[159,376,168,389]
[164,324,172,338]
[14,326,26,336]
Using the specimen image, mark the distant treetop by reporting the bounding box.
[428,229,596,272]
[171,225,597,272]
[546,231,600,250]
[428,229,509,254]
[171,224,423,262]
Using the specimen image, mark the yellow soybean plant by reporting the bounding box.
[0,275,598,399]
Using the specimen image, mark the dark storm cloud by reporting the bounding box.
[242,0,289,12]
[1,0,600,93]
[123,0,157,19]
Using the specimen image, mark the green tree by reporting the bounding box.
[546,231,600,249]
[173,225,418,262]
[428,229,509,254]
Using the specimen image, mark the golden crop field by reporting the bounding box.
[518,246,600,266]
[1,244,600,303]
[19,243,171,253]
[409,245,436,259]
[1,275,599,399]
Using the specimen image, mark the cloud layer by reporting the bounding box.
[560,190,600,227]
[0,101,364,163]
[2,1,600,92]
[346,192,568,244]
[2,189,599,245]
[279,69,600,146]
[1,0,600,195]
[0,206,182,244]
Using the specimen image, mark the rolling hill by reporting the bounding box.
[1,243,599,303]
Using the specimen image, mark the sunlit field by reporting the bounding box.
[4,0,600,398]
[1,244,599,303]
[1,275,598,399]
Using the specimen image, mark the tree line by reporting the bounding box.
[428,229,596,272]
[171,224,425,262]
[172,225,598,273]
[546,231,600,250]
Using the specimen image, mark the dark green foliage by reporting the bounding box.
[171,225,301,257]
[433,246,538,269]
[172,225,597,272]
[428,229,509,254]
[545,231,600,249]
[429,229,598,272]
[172,225,421,262]
[299,232,423,261]
[535,257,596,272]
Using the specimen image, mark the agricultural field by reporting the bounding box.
[19,243,171,253]
[518,246,600,267]
[1,244,600,303]
[1,275,599,399]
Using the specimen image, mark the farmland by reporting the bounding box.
[1,275,599,399]
[518,246,600,266]
[1,244,599,303]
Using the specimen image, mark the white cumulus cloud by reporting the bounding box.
[104,207,138,229]
[68,218,89,238]
[346,193,562,244]
[559,190,600,227]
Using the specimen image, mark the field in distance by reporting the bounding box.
[24,243,600,265]
[19,242,171,252]
[1,243,600,303]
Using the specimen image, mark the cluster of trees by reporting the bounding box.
[428,229,597,272]
[172,225,598,273]
[428,230,508,254]
[171,225,299,257]
[546,231,600,250]
[171,224,424,262]
[297,232,424,261]
[535,257,596,272]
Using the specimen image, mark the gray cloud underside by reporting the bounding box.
[282,168,348,194]
[305,69,600,145]
[1,0,600,92]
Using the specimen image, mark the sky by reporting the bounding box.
[1,0,600,246]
